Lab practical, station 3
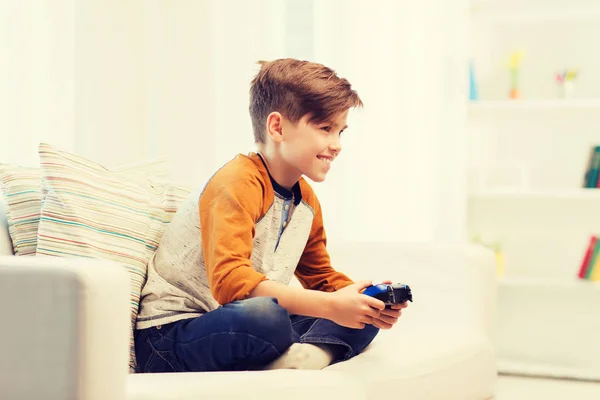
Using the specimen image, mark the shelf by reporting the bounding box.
[469,99,600,113]
[471,8,600,23]
[470,189,600,200]
[498,276,600,289]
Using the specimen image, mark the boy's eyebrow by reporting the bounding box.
[318,119,348,130]
[329,121,348,130]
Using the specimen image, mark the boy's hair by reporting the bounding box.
[249,58,363,143]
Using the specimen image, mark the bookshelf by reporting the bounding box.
[474,9,600,23]
[468,0,600,380]
[498,276,594,287]
[470,188,600,200]
[468,0,600,272]
[469,99,600,113]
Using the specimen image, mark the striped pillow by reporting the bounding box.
[35,143,190,373]
[0,165,41,256]
[0,157,171,257]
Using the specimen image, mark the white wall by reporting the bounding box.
[142,0,288,183]
[312,0,470,243]
[2,0,470,244]
[1,0,76,165]
[0,0,147,167]
[142,0,217,183]
[73,0,146,166]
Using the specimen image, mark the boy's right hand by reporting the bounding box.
[328,280,386,329]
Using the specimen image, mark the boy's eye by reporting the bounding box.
[321,126,332,132]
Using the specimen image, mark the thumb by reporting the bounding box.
[353,280,373,292]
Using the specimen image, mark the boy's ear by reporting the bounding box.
[266,112,284,143]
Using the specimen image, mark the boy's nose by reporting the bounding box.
[330,137,342,154]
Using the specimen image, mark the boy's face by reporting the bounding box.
[279,109,348,184]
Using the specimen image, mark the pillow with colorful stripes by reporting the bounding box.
[0,155,171,256]
[35,143,190,373]
[0,165,41,256]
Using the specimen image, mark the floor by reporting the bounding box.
[496,375,600,399]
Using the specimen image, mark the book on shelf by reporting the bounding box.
[578,235,600,281]
[582,145,600,188]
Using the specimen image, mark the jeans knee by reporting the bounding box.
[238,297,287,323]
[355,324,379,352]
[234,297,292,352]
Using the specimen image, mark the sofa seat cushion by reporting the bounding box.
[326,328,497,400]
[126,328,495,400]
[127,369,366,400]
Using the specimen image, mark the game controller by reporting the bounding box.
[363,283,413,306]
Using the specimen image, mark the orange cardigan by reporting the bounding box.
[199,153,354,304]
[138,152,353,329]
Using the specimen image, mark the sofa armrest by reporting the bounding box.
[0,256,130,400]
[328,242,497,341]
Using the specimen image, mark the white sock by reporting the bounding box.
[264,343,334,370]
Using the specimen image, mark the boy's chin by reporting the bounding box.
[304,172,327,183]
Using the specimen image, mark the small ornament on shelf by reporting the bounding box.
[471,235,505,277]
[555,68,579,99]
[507,50,525,100]
[469,61,479,101]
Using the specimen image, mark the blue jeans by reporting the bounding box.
[134,297,379,373]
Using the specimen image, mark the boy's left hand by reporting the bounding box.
[371,280,409,330]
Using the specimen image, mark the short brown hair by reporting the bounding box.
[249,58,363,143]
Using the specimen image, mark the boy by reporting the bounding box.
[135,58,408,373]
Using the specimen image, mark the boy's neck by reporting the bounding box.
[256,147,300,190]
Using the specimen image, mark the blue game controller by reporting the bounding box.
[363,283,413,306]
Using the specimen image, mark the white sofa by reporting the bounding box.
[0,202,497,400]
[496,277,600,380]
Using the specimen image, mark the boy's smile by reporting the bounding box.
[316,154,334,165]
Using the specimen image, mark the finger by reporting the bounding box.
[375,314,398,325]
[364,296,386,311]
[360,315,375,325]
[381,308,401,318]
[381,309,402,319]
[382,280,393,285]
[372,319,393,330]
[390,302,408,310]
[364,306,381,319]
[354,280,373,290]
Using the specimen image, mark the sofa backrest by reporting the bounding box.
[0,198,15,256]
